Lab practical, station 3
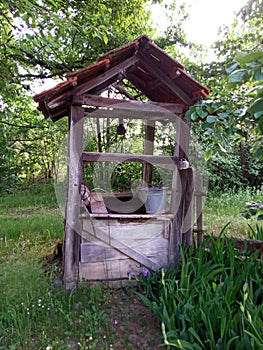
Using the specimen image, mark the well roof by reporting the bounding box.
[34,35,209,121]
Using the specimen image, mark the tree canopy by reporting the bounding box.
[0,0,262,192]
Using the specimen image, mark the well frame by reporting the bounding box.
[34,35,209,289]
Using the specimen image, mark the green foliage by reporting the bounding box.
[138,238,263,349]
[0,260,109,349]
[240,201,263,222]
[0,0,155,190]
[0,184,112,349]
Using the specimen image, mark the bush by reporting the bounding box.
[138,237,263,349]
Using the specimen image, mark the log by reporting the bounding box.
[64,104,84,290]
[143,120,155,185]
[82,151,178,170]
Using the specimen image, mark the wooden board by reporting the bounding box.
[90,192,108,214]
[79,218,171,281]
[79,259,141,281]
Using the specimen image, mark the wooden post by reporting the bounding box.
[182,168,194,247]
[64,103,84,290]
[195,173,204,246]
[169,116,191,265]
[143,120,155,185]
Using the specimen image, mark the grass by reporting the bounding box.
[0,183,161,350]
[0,183,262,349]
[137,239,263,349]
[202,187,263,238]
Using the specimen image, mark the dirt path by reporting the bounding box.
[105,288,162,350]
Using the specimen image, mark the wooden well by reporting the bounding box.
[34,35,209,289]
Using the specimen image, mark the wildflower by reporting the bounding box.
[140,268,150,278]
[127,271,131,280]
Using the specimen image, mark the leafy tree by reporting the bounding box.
[178,0,263,188]
[0,0,156,191]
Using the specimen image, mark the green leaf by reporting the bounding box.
[235,51,263,65]
[254,147,263,160]
[225,62,239,74]
[250,98,263,119]
[196,107,208,119]
[252,67,263,81]
[190,111,200,121]
[206,115,217,123]
[258,116,263,134]
[205,149,213,161]
[228,69,249,84]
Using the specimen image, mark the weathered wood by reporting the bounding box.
[195,173,204,246]
[182,168,194,247]
[79,259,141,281]
[82,94,186,114]
[143,120,155,185]
[80,232,169,264]
[83,224,160,270]
[138,52,194,106]
[82,151,178,170]
[81,217,170,271]
[169,117,191,265]
[90,192,108,214]
[85,107,182,121]
[174,116,191,160]
[74,55,140,96]
[64,105,84,290]
[81,213,174,220]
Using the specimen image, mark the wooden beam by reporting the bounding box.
[83,94,186,114]
[143,120,155,185]
[182,168,194,247]
[74,55,140,96]
[82,151,178,170]
[64,105,84,290]
[195,173,204,246]
[169,118,191,265]
[138,52,194,106]
[85,108,182,122]
[81,217,161,271]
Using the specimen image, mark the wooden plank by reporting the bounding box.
[64,105,84,290]
[195,173,204,246]
[74,55,140,96]
[182,168,194,247]
[82,151,178,170]
[80,232,169,265]
[169,117,191,265]
[79,259,141,281]
[143,120,155,185]
[81,218,169,270]
[85,107,181,121]
[82,94,186,114]
[81,213,174,220]
[90,192,108,214]
[138,52,194,106]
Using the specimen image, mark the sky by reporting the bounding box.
[34,0,248,92]
[183,0,247,45]
[151,0,247,46]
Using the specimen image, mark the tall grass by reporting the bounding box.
[203,187,263,238]
[1,183,262,349]
[0,184,113,349]
[138,237,263,349]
